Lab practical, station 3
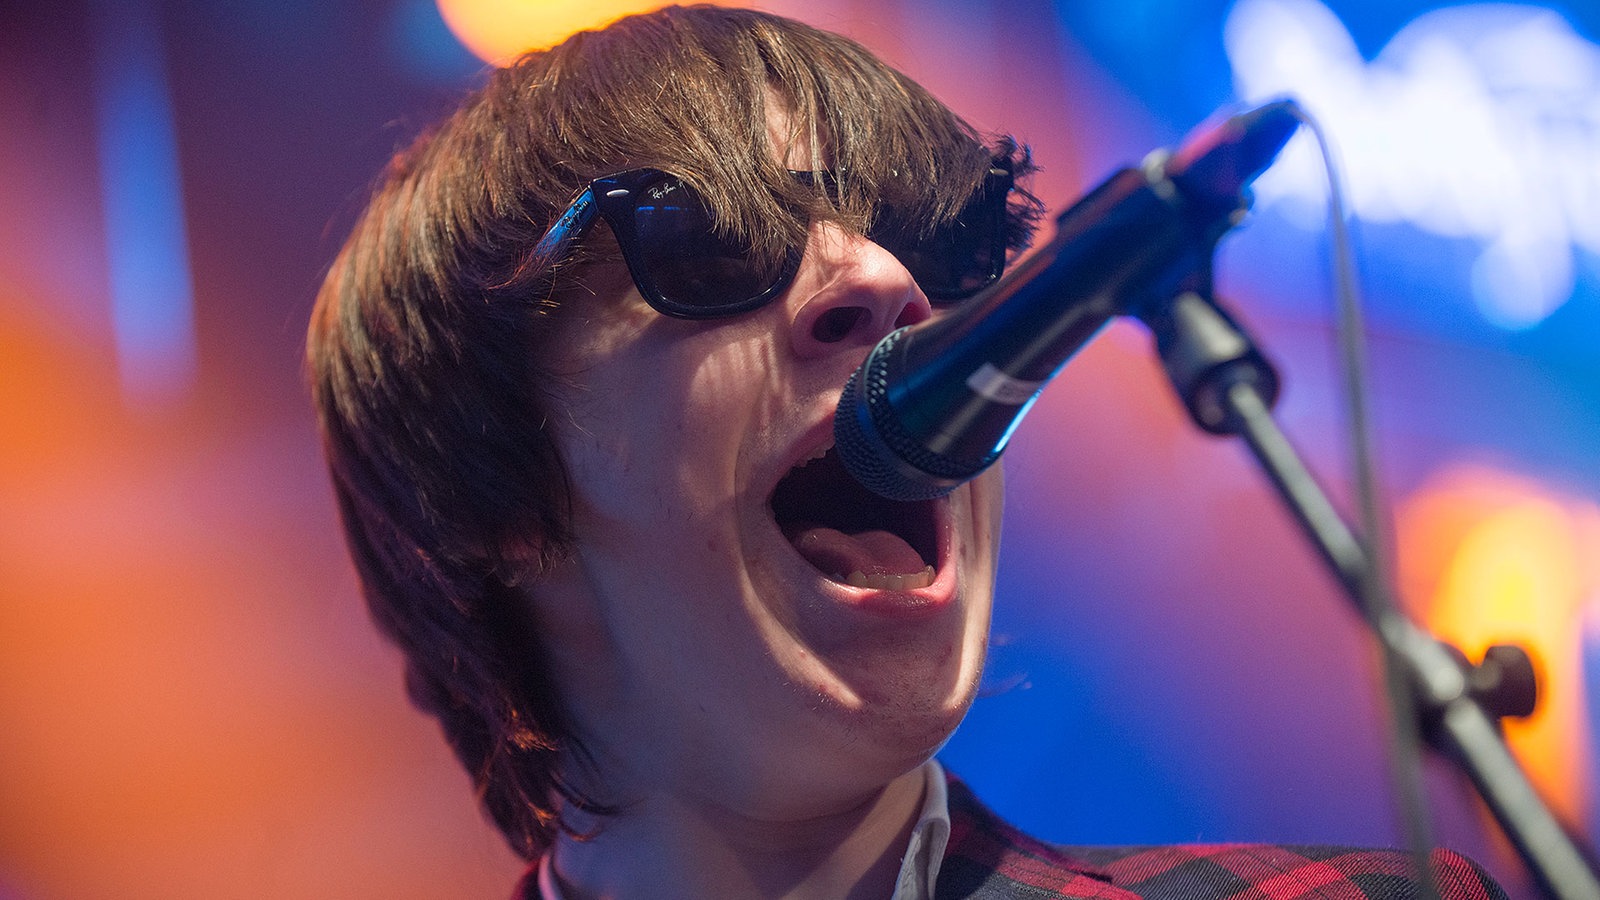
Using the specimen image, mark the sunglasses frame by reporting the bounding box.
[531,158,1015,319]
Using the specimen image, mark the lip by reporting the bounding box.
[762,410,959,621]
[824,498,957,619]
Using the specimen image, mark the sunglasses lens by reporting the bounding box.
[604,165,1007,317]
[885,222,1001,302]
[874,181,1008,303]
[630,177,790,317]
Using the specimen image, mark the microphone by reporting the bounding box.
[834,99,1303,502]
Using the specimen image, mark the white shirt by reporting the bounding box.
[536,759,953,900]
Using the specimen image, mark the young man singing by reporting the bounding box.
[308,6,1506,898]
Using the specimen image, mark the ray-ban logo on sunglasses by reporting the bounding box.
[647,181,681,202]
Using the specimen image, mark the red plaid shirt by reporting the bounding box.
[516,771,1508,899]
[937,774,1508,900]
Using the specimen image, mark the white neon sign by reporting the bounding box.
[1224,0,1600,329]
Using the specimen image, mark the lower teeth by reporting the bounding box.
[839,566,936,590]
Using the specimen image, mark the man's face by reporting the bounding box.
[528,151,1004,821]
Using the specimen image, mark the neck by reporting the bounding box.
[549,764,928,900]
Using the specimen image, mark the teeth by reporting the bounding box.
[838,565,935,591]
[798,443,832,467]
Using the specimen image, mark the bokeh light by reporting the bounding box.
[435,0,697,64]
[91,0,195,409]
[1397,465,1600,828]
[1226,0,1600,332]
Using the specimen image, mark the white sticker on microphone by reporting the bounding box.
[966,363,1044,405]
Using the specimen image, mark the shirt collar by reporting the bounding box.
[536,759,953,900]
[891,758,952,900]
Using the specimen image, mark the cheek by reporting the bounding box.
[971,466,1005,555]
[553,335,777,533]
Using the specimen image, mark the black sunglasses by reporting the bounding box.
[530,160,1015,319]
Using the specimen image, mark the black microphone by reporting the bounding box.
[834,99,1303,502]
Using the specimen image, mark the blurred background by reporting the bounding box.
[3,0,1598,896]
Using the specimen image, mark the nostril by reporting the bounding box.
[894,301,929,329]
[812,306,868,343]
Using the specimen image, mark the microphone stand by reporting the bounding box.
[1135,279,1600,900]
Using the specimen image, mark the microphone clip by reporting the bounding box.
[1138,282,1280,436]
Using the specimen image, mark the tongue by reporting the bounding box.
[785,524,927,579]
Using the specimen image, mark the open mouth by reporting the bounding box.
[770,444,938,591]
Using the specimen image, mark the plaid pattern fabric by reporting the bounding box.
[513,773,1510,899]
[938,774,1509,900]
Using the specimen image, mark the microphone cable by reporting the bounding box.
[1290,104,1441,900]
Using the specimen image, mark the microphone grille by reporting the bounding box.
[834,340,963,502]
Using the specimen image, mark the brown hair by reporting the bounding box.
[307,4,1040,859]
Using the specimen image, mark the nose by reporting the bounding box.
[787,220,932,358]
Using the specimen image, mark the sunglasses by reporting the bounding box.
[530,159,1015,319]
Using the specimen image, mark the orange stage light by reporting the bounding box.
[435,0,715,65]
[1396,465,1600,832]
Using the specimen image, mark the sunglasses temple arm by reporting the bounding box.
[531,187,601,261]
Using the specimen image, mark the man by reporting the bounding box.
[308,6,1506,898]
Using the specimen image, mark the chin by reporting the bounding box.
[736,447,1000,792]
[783,595,990,771]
